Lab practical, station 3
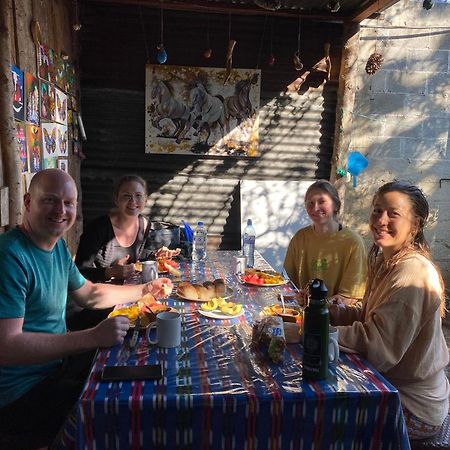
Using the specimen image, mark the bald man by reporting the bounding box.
[0,169,172,446]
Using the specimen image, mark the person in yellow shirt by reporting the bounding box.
[284,180,367,305]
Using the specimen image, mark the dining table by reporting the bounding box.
[57,250,411,450]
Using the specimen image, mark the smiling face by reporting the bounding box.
[114,180,147,218]
[23,169,77,250]
[305,188,337,227]
[369,191,419,259]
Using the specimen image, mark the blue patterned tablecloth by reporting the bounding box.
[65,251,410,450]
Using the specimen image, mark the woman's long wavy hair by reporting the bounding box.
[367,181,446,317]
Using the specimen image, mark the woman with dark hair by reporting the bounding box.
[330,180,449,440]
[284,180,367,305]
[67,175,149,330]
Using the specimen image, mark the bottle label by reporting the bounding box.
[303,333,322,370]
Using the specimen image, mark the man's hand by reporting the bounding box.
[145,277,173,299]
[105,255,135,280]
[91,316,130,347]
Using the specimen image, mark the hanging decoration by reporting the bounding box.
[203,18,212,59]
[327,0,341,13]
[293,15,303,71]
[423,0,433,10]
[267,18,275,66]
[156,3,167,64]
[224,13,236,84]
[72,0,82,31]
[365,27,383,75]
[312,42,331,81]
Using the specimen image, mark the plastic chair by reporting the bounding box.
[410,413,450,449]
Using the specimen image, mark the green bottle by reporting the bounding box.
[302,279,330,380]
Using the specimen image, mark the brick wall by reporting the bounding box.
[342,0,450,288]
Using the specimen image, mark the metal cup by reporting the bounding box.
[141,260,158,283]
[233,255,247,274]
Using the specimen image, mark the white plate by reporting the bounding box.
[198,308,244,320]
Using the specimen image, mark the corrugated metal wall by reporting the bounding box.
[79,3,342,249]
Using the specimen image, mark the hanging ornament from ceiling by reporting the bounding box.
[254,0,282,11]
[327,0,340,13]
[293,15,303,71]
[267,18,275,66]
[312,42,331,80]
[157,3,167,64]
[365,29,383,75]
[203,18,212,59]
[73,0,82,31]
[423,0,433,10]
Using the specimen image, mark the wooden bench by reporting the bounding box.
[410,413,450,449]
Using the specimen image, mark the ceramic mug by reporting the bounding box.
[146,311,181,348]
[329,326,340,363]
[141,260,158,283]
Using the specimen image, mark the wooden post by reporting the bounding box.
[0,0,23,227]
[329,22,360,210]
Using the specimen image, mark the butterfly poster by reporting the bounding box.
[55,53,66,90]
[25,72,40,125]
[38,44,56,84]
[26,124,42,173]
[57,125,68,156]
[40,80,55,122]
[11,65,25,121]
[55,88,67,125]
[15,121,28,173]
[42,123,58,156]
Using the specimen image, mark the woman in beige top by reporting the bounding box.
[330,181,449,441]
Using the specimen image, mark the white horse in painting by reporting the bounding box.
[176,82,225,145]
[151,80,191,139]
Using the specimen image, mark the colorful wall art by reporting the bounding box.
[25,72,40,125]
[12,65,25,121]
[145,65,260,157]
[26,124,42,173]
[15,122,28,173]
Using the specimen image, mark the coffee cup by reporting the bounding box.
[141,260,158,283]
[146,311,181,348]
[329,326,339,363]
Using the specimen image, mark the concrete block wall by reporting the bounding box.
[342,0,450,288]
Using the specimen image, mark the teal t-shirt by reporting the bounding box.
[0,228,86,407]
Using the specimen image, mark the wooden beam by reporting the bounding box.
[82,0,346,23]
[350,0,401,22]
[0,0,23,227]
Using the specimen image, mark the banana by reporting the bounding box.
[201,298,219,311]
[219,302,243,315]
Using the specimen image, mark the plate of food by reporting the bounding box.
[198,298,244,320]
[239,269,288,287]
[108,297,174,328]
[176,279,231,302]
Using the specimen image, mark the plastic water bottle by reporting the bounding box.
[193,221,207,261]
[242,219,256,268]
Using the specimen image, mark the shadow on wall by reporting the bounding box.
[241,179,313,271]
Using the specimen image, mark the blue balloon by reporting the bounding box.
[157,48,167,64]
[347,151,368,187]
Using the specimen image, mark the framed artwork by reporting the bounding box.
[43,156,57,169]
[15,121,28,173]
[57,158,68,173]
[38,44,56,84]
[26,124,42,173]
[42,123,58,156]
[65,61,77,95]
[11,65,25,121]
[25,72,40,125]
[54,53,66,90]
[58,125,68,156]
[40,80,55,122]
[145,65,260,157]
[55,88,67,125]
[72,140,81,156]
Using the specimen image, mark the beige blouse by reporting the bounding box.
[330,252,449,426]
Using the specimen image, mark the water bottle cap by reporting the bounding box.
[247,219,252,225]
[309,278,328,301]
[197,221,204,226]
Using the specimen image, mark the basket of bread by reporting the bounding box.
[176,278,227,302]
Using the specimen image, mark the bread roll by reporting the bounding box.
[192,283,209,301]
[202,281,216,300]
[213,278,226,297]
[177,281,198,300]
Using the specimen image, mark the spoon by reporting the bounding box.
[280,293,286,313]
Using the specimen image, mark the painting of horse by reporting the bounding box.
[145,65,260,156]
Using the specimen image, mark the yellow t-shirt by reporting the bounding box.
[283,225,367,299]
